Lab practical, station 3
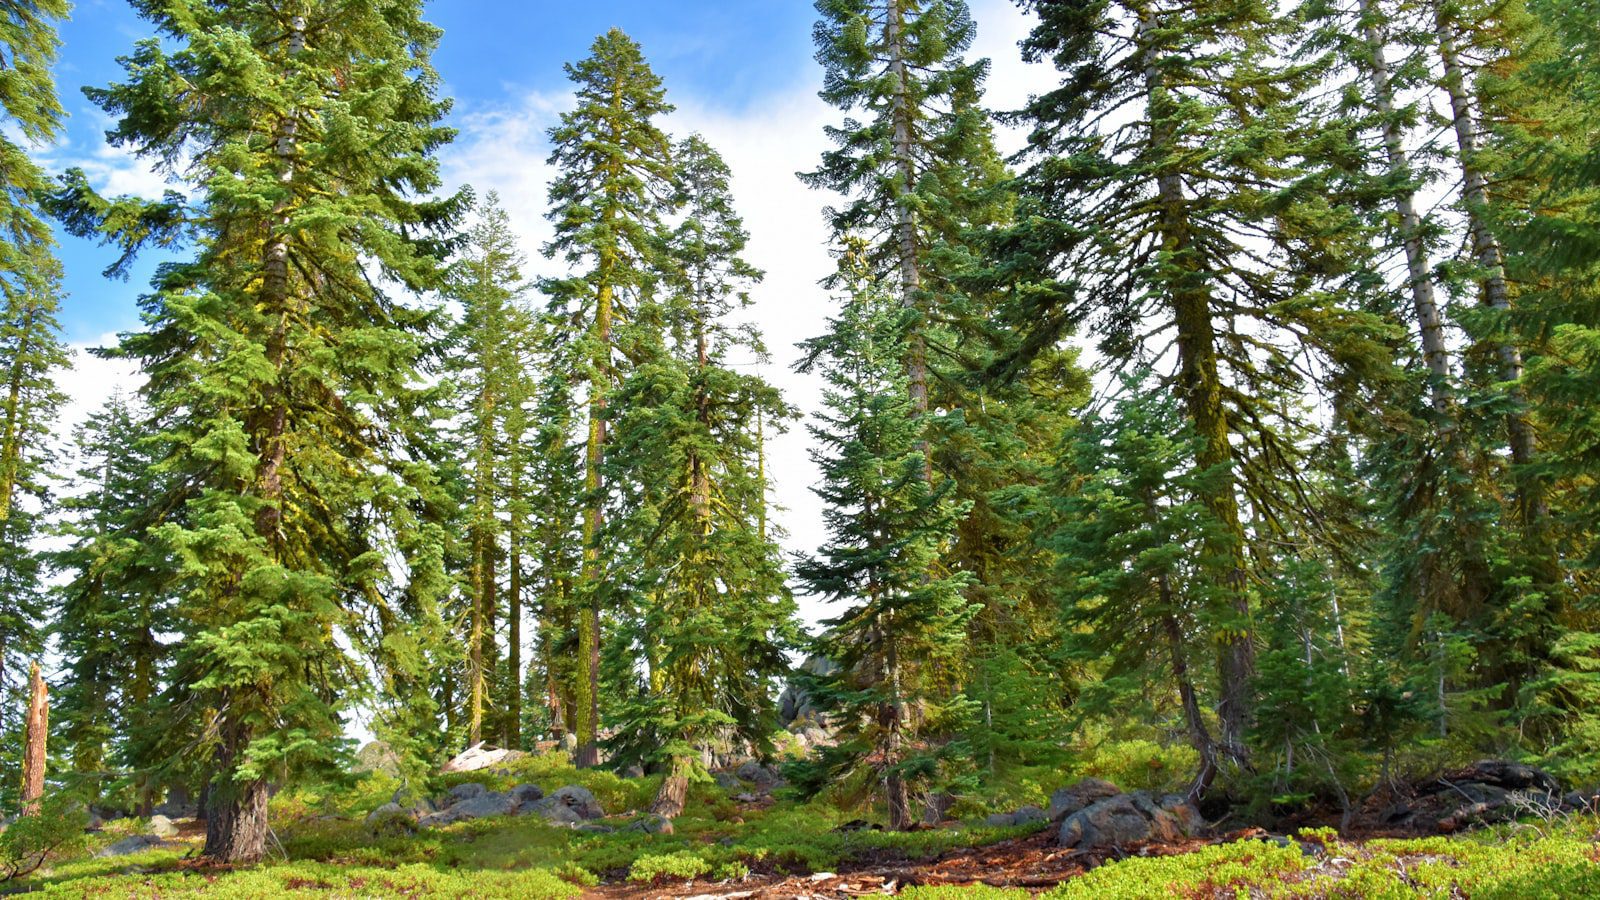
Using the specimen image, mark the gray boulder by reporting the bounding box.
[559,733,580,755]
[420,791,519,828]
[985,812,1018,827]
[522,797,584,826]
[97,835,173,858]
[713,771,743,791]
[447,782,488,803]
[1057,791,1200,851]
[508,783,545,805]
[353,741,402,777]
[547,785,605,820]
[625,813,674,834]
[1048,778,1123,821]
[366,802,418,836]
[1013,805,1048,827]
[735,761,783,788]
[576,823,616,834]
[147,815,180,839]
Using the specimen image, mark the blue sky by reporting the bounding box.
[48,0,825,342]
[42,0,1046,625]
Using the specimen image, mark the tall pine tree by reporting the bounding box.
[541,29,677,767]
[60,0,462,861]
[605,135,798,817]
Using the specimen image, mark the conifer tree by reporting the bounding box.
[605,135,797,818]
[59,0,461,861]
[444,191,534,747]
[542,29,677,767]
[0,0,69,748]
[805,0,1006,468]
[52,392,173,805]
[1002,0,1397,768]
[0,0,68,312]
[794,251,974,830]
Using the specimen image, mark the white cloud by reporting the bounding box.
[438,0,1047,628]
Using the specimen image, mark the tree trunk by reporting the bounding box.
[204,777,270,864]
[575,269,614,769]
[882,628,913,831]
[1433,10,1543,522]
[1359,0,1454,414]
[1141,9,1255,766]
[20,661,46,816]
[0,300,40,524]
[650,756,692,819]
[506,469,523,749]
[885,0,932,485]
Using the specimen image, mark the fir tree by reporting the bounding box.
[59,0,462,861]
[541,28,677,767]
[794,249,974,831]
[443,191,534,747]
[0,0,69,777]
[52,392,173,808]
[1001,0,1396,770]
[605,135,798,818]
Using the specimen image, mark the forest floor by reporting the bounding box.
[13,752,1600,897]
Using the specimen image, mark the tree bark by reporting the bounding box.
[651,756,692,819]
[575,262,614,770]
[506,443,523,749]
[21,661,46,816]
[1433,10,1543,523]
[885,0,932,485]
[1358,0,1454,414]
[204,778,270,864]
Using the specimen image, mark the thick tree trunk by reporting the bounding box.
[1141,9,1255,765]
[506,476,523,749]
[21,661,46,816]
[204,778,270,864]
[882,631,913,831]
[651,756,692,819]
[1359,0,1454,414]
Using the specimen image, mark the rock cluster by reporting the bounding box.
[367,782,607,832]
[985,777,1202,851]
[1384,759,1579,832]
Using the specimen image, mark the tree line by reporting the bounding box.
[0,0,1597,866]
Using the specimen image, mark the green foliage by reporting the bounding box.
[794,264,976,821]
[627,850,711,883]
[0,798,87,882]
[57,0,464,857]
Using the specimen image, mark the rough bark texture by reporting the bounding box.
[651,757,692,819]
[21,661,46,816]
[204,778,270,864]
[575,253,614,771]
[885,0,932,486]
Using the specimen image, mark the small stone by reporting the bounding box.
[147,815,179,839]
[625,813,674,834]
[1013,806,1047,827]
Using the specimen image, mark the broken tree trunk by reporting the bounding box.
[21,661,46,816]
